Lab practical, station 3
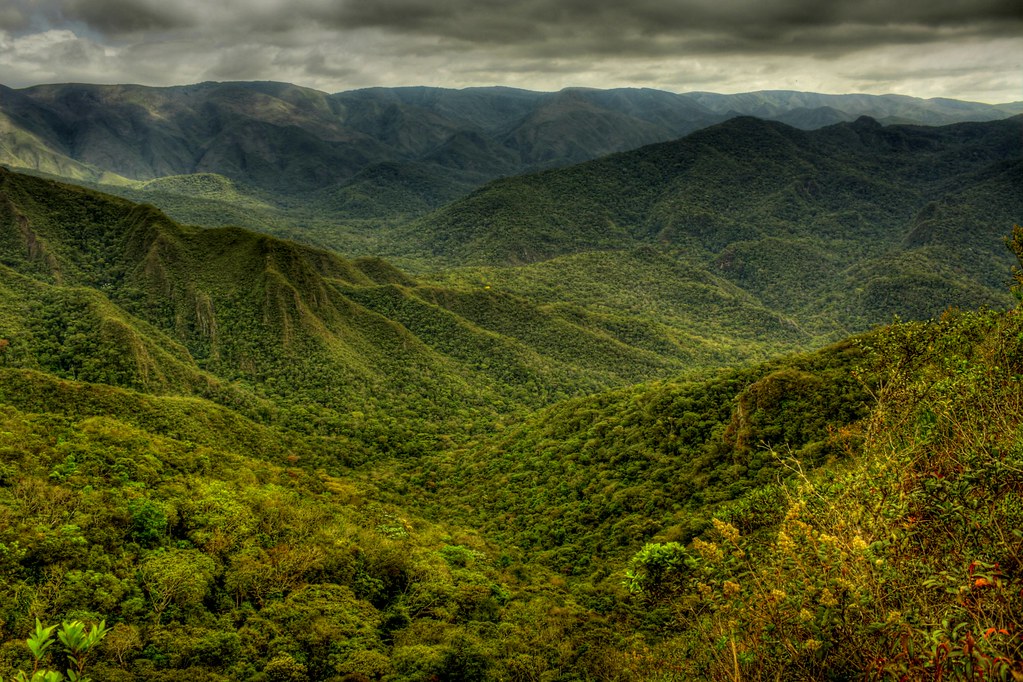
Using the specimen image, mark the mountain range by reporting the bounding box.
[0,160,1018,679]
[0,80,1021,680]
[1,82,1019,235]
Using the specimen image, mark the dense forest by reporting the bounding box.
[0,95,1020,680]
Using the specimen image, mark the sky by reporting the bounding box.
[0,0,1020,103]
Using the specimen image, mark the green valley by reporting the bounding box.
[0,90,1020,681]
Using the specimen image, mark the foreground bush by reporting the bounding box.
[626,306,1023,680]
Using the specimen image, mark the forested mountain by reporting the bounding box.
[0,82,1017,232]
[0,81,1021,680]
[412,115,1022,337]
[0,160,865,680]
[0,167,817,455]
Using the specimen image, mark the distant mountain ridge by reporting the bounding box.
[0,81,1017,223]
[2,84,1020,346]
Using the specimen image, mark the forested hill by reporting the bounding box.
[412,115,1021,263]
[409,115,1021,333]
[0,166,819,454]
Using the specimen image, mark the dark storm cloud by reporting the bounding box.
[0,4,29,32]
[0,0,194,35]
[15,0,1020,54]
[309,0,1020,54]
[301,52,360,80]
[0,0,70,33]
[62,0,195,34]
[0,0,1018,102]
[459,57,591,75]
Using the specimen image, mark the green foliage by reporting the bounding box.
[4,87,1019,339]
[1008,224,1023,299]
[57,620,110,681]
[128,499,168,548]
[140,550,217,622]
[419,337,870,587]
[422,246,815,366]
[624,543,697,597]
[1,619,108,682]
[26,621,58,666]
[3,167,822,461]
[0,399,607,680]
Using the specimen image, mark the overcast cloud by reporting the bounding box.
[0,0,1019,102]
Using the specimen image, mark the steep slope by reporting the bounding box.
[0,168,820,452]
[0,169,516,436]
